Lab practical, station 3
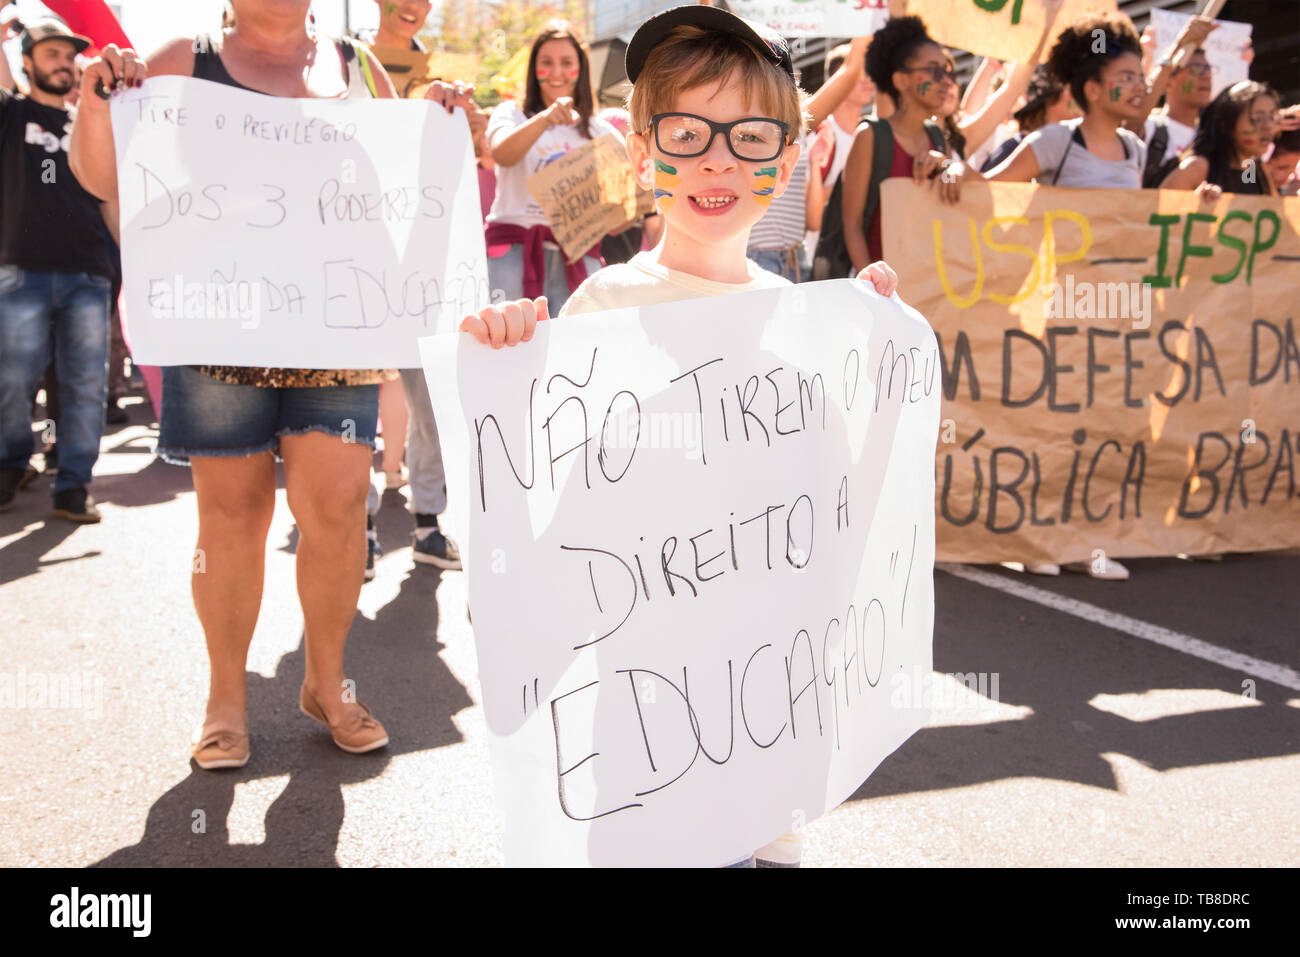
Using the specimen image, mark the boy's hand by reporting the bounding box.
[856,261,898,298]
[459,296,549,348]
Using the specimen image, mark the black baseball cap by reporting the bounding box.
[625,4,794,85]
[21,18,91,56]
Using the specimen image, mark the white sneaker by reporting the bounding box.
[1063,559,1130,581]
[1024,562,1061,576]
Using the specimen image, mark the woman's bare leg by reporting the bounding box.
[281,431,372,724]
[190,452,277,734]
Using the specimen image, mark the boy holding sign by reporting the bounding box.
[457,4,899,865]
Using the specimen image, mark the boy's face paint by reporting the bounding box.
[1108,85,1123,102]
[628,73,798,258]
[751,166,777,207]
[1181,79,1196,95]
[918,80,932,96]
[653,158,678,211]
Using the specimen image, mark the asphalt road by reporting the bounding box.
[2,395,1297,867]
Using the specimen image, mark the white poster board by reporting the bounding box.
[111,76,488,369]
[1151,9,1252,99]
[421,280,940,866]
[729,0,890,37]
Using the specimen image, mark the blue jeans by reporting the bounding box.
[749,245,810,284]
[0,267,111,492]
[487,243,602,314]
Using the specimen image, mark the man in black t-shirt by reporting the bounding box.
[0,19,113,523]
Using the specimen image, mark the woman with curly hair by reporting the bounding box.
[840,14,954,272]
[977,13,1148,189]
[1159,80,1281,198]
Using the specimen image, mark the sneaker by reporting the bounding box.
[51,486,101,524]
[0,466,37,511]
[1063,559,1130,581]
[364,518,381,582]
[1023,562,1061,576]
[412,518,461,570]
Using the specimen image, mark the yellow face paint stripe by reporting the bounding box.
[654,159,679,210]
[751,166,777,207]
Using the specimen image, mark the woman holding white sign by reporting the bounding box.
[67,0,476,770]
[484,20,620,309]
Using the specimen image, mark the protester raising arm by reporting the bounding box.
[956,0,1065,157]
[804,35,870,129]
[0,12,21,92]
[1128,15,1216,134]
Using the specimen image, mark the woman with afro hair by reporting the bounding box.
[840,14,956,271]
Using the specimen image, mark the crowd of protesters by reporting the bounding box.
[0,0,1296,788]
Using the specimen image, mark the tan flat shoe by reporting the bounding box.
[191,727,250,770]
[299,683,389,754]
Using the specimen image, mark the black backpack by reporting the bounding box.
[812,117,946,281]
[1143,114,1181,188]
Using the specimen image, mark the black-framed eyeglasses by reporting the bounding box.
[648,112,791,163]
[903,65,958,85]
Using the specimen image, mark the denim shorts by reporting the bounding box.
[157,365,378,466]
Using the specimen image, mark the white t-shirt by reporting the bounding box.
[485,101,620,229]
[824,114,857,188]
[1144,114,1196,168]
[559,250,790,317]
[1025,119,1146,189]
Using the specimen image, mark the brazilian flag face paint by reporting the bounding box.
[751,166,777,207]
[654,159,679,211]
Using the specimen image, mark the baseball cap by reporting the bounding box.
[625,4,794,85]
[21,18,92,56]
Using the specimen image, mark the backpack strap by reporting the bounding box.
[1143,116,1170,188]
[863,117,895,233]
[922,119,947,155]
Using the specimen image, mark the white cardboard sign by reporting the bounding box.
[111,76,488,368]
[421,280,940,866]
[729,0,890,37]
[1151,9,1253,99]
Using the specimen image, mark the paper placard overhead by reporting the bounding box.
[525,133,651,265]
[908,0,1118,65]
[1150,9,1252,99]
[882,180,1300,564]
[421,280,940,866]
[111,76,488,368]
[730,0,891,37]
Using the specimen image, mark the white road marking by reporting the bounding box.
[938,563,1300,692]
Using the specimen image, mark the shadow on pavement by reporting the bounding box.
[848,563,1300,803]
[0,511,96,586]
[93,558,473,867]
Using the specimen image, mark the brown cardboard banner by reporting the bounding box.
[905,0,1118,65]
[881,180,1300,564]
[526,133,650,264]
[369,46,480,100]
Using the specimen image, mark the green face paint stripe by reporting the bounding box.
[919,81,932,95]
[1109,86,1123,102]
[655,160,677,175]
[755,167,777,177]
